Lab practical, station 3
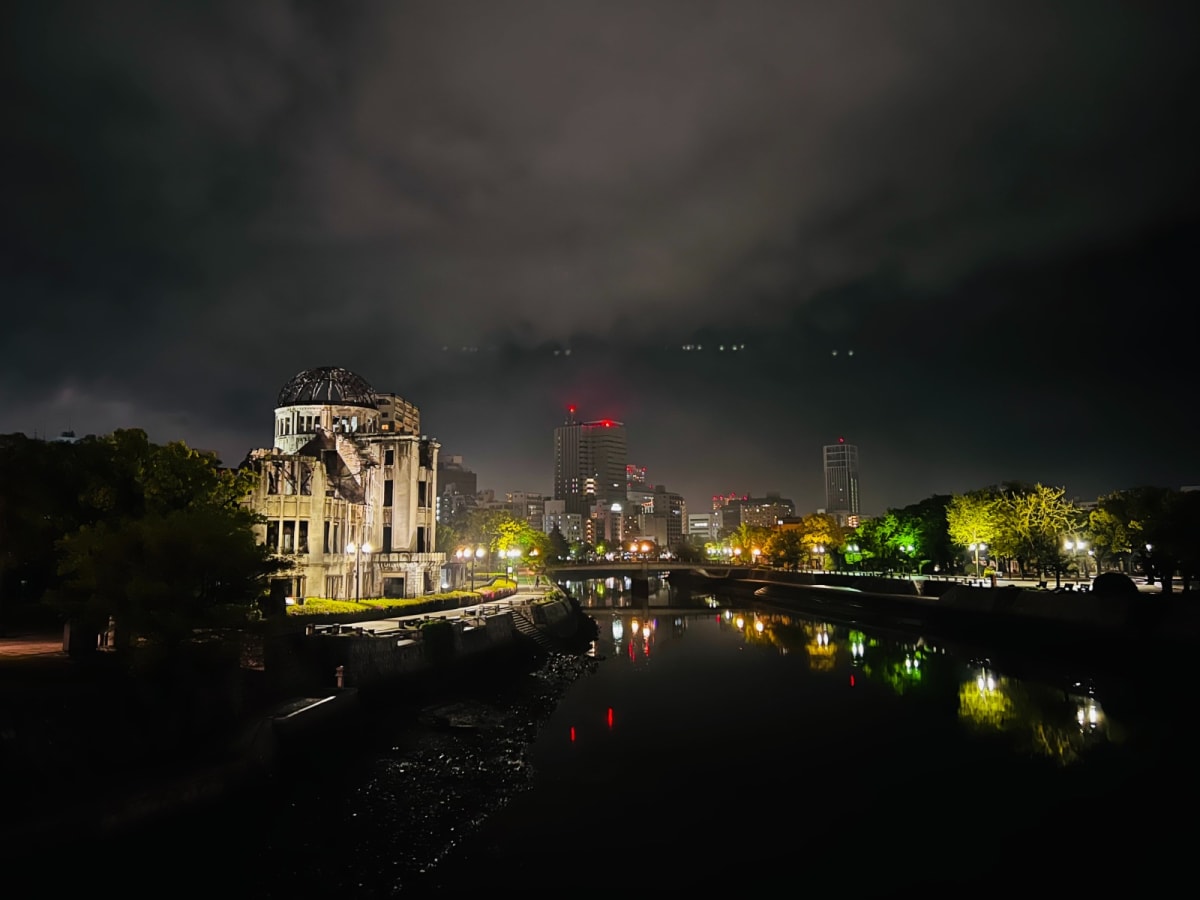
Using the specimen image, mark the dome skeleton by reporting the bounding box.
[276,366,377,409]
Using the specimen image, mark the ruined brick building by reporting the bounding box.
[243,366,443,601]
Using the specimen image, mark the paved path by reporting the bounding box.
[0,631,66,662]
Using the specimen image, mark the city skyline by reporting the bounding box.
[2,2,1196,516]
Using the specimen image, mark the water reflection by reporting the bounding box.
[705,604,1115,767]
[604,613,673,661]
[958,664,1111,765]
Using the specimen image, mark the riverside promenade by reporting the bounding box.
[0,587,561,856]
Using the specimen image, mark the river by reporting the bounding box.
[69,576,1196,894]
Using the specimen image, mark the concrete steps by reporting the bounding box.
[510,606,558,652]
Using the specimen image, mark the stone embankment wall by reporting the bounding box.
[265,612,519,694]
[678,568,1199,640]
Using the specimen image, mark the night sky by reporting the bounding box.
[3,1,1197,516]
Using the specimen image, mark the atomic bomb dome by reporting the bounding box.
[276,366,377,409]
[246,364,442,604]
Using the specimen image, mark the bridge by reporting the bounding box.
[544,562,712,578]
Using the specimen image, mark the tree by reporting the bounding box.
[892,496,953,575]
[671,536,706,564]
[48,430,286,650]
[546,525,570,562]
[946,491,1001,574]
[1099,486,1200,593]
[764,528,805,570]
[728,522,771,562]
[994,483,1079,586]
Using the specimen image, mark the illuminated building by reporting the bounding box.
[823,438,860,526]
[244,366,444,601]
[553,406,627,516]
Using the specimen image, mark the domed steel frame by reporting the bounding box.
[276,366,377,409]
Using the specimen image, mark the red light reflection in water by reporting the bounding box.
[627,641,635,661]
[607,708,614,729]
[850,675,855,687]
[570,727,576,742]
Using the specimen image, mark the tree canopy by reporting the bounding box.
[1,430,284,644]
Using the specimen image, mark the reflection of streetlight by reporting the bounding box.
[1076,697,1103,732]
[969,542,987,577]
[346,540,372,602]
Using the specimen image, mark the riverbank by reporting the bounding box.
[671,567,1200,671]
[0,589,597,861]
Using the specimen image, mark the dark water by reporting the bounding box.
[74,578,1198,893]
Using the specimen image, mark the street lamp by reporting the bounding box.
[506,547,520,585]
[456,545,485,589]
[751,547,761,566]
[969,542,987,577]
[902,543,915,574]
[1065,539,1089,580]
[345,540,372,602]
[815,544,826,571]
[847,543,860,572]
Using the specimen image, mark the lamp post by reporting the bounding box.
[969,542,987,577]
[506,547,520,586]
[456,546,485,589]
[345,540,372,602]
[847,543,860,573]
[751,547,761,567]
[1065,539,1089,581]
[815,544,826,571]
[902,543,915,575]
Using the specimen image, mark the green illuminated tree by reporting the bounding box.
[729,522,772,559]
[994,483,1079,585]
[946,491,1001,572]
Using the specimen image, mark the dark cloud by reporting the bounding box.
[2,1,1197,513]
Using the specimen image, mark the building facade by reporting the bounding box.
[436,455,478,521]
[553,407,628,516]
[720,493,795,532]
[541,499,584,546]
[244,366,444,601]
[823,438,860,526]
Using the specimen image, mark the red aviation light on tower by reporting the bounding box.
[839,436,845,444]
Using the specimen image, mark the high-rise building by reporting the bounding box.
[823,438,860,526]
[436,454,478,521]
[553,406,628,516]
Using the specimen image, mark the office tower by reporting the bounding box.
[823,438,860,526]
[553,406,628,516]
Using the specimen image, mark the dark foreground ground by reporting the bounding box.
[0,623,599,891]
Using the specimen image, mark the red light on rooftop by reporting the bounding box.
[839,436,845,443]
